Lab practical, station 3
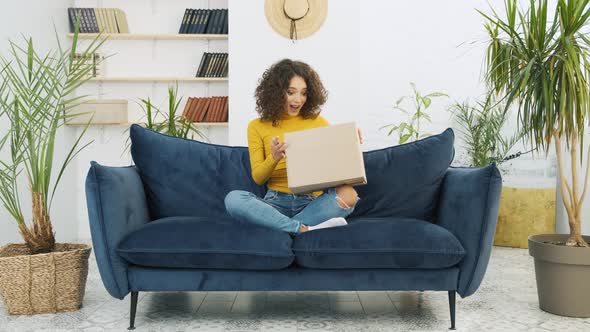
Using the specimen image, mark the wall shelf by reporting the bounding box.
[67,33,227,40]
[86,77,227,83]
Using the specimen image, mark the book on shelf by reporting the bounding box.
[68,7,129,33]
[207,96,228,122]
[179,9,190,34]
[114,9,130,33]
[179,8,228,34]
[187,9,198,34]
[220,96,228,122]
[196,53,228,78]
[218,97,227,122]
[87,8,100,33]
[181,97,195,120]
[199,9,211,34]
[183,97,202,122]
[94,8,105,32]
[207,97,221,122]
[72,52,104,78]
[182,96,228,123]
[194,98,210,122]
[207,9,219,34]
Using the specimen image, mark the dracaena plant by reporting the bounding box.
[380,82,447,144]
[480,0,590,247]
[0,20,106,253]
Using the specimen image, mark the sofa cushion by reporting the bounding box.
[117,216,294,270]
[292,217,465,269]
[129,124,266,220]
[349,128,454,221]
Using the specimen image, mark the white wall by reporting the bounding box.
[360,0,489,151]
[1,0,587,246]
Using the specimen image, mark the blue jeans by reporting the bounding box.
[224,188,357,235]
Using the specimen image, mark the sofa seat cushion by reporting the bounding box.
[117,216,294,270]
[292,217,465,269]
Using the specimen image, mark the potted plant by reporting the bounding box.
[380,82,447,144]
[450,94,555,249]
[0,20,105,314]
[123,84,209,153]
[481,0,590,317]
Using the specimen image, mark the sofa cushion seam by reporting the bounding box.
[117,248,294,257]
[291,248,465,254]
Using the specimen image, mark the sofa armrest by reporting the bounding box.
[85,161,150,299]
[436,164,502,298]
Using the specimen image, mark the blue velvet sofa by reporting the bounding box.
[85,124,502,330]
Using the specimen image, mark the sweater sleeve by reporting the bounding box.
[316,115,330,126]
[247,121,279,185]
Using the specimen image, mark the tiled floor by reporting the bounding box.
[1,247,590,331]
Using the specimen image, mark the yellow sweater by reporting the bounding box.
[247,114,329,196]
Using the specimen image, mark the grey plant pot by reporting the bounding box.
[528,234,590,318]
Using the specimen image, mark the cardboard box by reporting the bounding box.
[285,122,367,194]
[66,99,128,125]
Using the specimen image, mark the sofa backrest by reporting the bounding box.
[130,125,266,220]
[130,124,454,222]
[348,128,454,221]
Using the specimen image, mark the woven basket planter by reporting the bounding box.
[0,243,92,315]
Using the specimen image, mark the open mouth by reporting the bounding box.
[289,105,300,112]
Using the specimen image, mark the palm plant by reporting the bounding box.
[380,82,447,144]
[480,0,590,247]
[0,21,106,253]
[123,84,209,153]
[450,93,528,167]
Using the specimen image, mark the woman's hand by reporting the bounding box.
[357,127,363,144]
[271,136,288,161]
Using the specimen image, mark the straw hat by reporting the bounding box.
[265,0,328,41]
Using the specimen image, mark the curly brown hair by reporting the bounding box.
[255,59,328,126]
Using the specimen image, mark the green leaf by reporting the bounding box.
[387,125,399,136]
[400,133,412,144]
[425,92,448,98]
[423,97,432,109]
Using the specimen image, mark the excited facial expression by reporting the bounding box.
[285,75,307,117]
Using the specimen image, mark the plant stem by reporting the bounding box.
[554,129,589,247]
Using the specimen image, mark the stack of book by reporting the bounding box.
[196,53,228,78]
[178,8,228,34]
[73,53,103,78]
[182,96,228,123]
[68,8,129,33]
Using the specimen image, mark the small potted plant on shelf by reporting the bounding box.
[481,0,590,317]
[0,19,106,314]
[123,84,209,153]
[450,93,556,249]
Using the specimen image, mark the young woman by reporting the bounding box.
[224,59,362,235]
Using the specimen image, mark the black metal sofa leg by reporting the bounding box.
[448,290,456,330]
[128,291,139,330]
